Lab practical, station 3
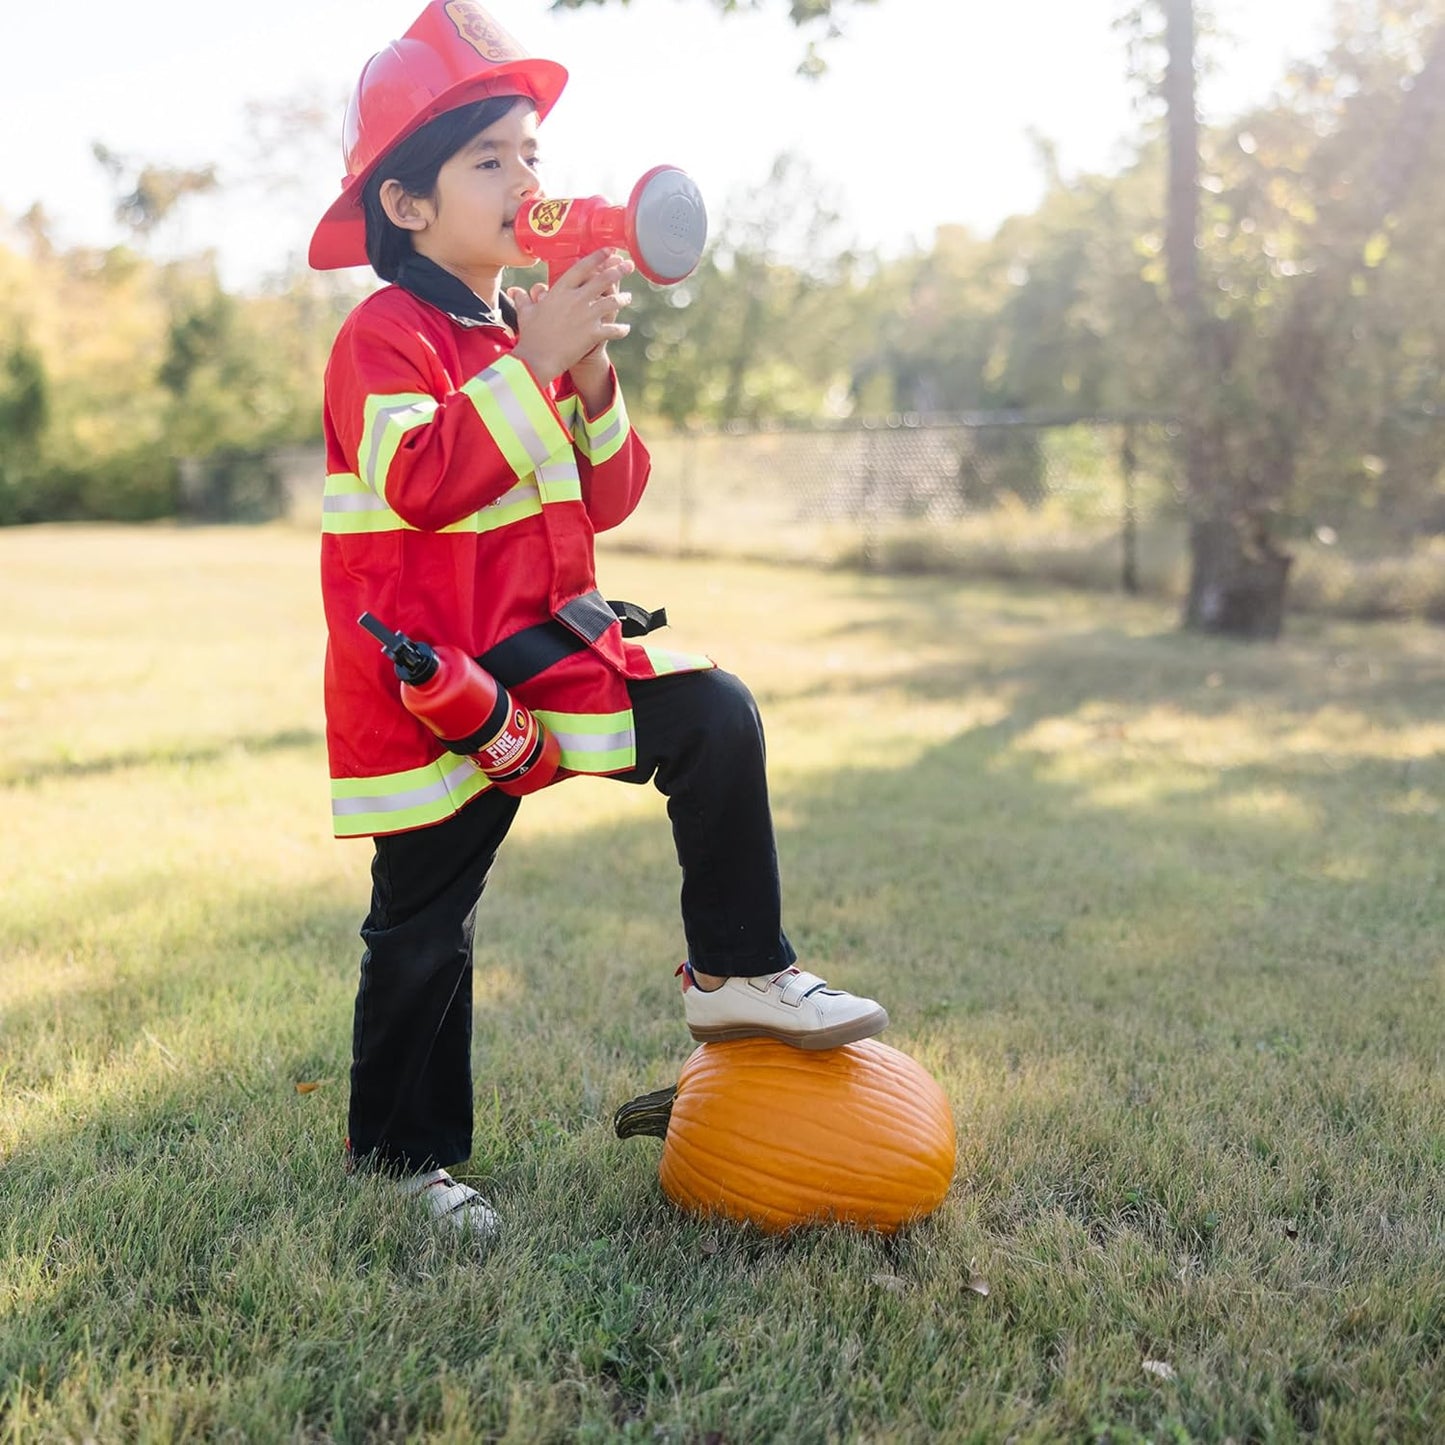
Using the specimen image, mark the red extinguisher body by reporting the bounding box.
[358,614,561,796]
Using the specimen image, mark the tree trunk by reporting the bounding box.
[1164,0,1293,638]
[1183,518,1292,637]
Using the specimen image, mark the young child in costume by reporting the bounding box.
[309,0,888,1239]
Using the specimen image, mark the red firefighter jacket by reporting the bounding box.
[319,282,711,838]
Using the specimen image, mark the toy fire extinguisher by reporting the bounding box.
[358,612,561,796]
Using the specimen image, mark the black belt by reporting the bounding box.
[478,590,667,691]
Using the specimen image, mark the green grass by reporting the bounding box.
[2,523,1443,1443]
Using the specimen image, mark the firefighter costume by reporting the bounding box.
[319,270,717,838]
[312,0,882,1182]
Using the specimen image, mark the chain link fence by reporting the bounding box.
[621,416,1187,596]
[253,411,1445,619]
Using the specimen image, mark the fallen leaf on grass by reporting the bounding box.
[295,1081,326,1094]
[1142,1359,1177,1381]
[870,1273,907,1294]
[967,1276,991,1297]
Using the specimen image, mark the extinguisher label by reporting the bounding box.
[526,199,572,238]
[482,713,534,771]
[445,1,525,61]
[484,735,525,769]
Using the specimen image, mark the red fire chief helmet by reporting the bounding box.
[309,0,568,270]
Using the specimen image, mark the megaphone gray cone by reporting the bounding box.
[631,169,707,285]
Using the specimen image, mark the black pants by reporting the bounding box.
[348,668,797,1173]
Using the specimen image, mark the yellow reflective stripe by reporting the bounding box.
[359,392,439,503]
[322,471,411,534]
[555,394,582,430]
[535,456,583,506]
[442,488,543,535]
[572,387,630,466]
[322,486,545,537]
[638,643,714,677]
[323,508,412,536]
[535,708,636,774]
[331,757,492,837]
[461,355,571,481]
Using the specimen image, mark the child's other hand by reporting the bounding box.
[508,249,633,384]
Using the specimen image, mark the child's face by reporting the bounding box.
[413,99,542,277]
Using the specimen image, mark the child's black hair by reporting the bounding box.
[362,94,529,281]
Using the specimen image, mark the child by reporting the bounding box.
[309,0,887,1240]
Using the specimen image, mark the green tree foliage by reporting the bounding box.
[0,209,362,523]
[1225,1,1445,536]
[858,153,1174,421]
[0,330,51,524]
[0,333,48,449]
[3,0,1444,546]
[1142,0,1445,632]
[91,145,220,240]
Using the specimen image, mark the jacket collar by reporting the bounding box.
[394,253,518,332]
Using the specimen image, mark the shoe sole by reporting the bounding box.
[687,1005,889,1051]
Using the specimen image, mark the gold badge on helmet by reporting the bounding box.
[445,0,524,62]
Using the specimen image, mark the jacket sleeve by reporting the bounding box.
[558,369,651,534]
[330,311,578,532]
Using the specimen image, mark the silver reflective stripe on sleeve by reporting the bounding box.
[547,726,633,756]
[362,397,439,495]
[331,758,479,818]
[478,369,562,470]
[587,414,624,456]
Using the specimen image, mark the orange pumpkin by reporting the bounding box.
[614,1036,956,1233]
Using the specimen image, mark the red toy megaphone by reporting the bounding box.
[514,165,707,285]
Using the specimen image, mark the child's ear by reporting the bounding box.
[379,179,432,232]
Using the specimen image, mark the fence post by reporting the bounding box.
[678,432,695,557]
[860,428,883,571]
[1121,422,1140,595]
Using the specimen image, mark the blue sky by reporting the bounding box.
[2,0,1335,287]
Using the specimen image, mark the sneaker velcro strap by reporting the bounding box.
[400,1169,477,1216]
[427,1180,484,1218]
[779,969,826,1006]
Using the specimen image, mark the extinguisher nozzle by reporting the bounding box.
[358,611,401,650]
[357,610,439,684]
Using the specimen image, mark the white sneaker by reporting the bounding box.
[398,1168,500,1243]
[679,962,889,1050]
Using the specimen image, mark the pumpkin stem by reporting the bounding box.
[613,1085,677,1140]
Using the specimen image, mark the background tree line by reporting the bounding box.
[2,0,1443,634]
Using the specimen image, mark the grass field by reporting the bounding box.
[2,524,1443,1443]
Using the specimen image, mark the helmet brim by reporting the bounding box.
[308,57,566,271]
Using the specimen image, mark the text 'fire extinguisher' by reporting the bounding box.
[359,612,561,796]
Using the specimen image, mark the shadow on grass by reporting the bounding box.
[6,599,1441,1066]
[6,605,1440,1124]
[1,726,323,788]
[4,609,1443,1438]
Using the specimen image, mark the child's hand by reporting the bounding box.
[507,249,634,385]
